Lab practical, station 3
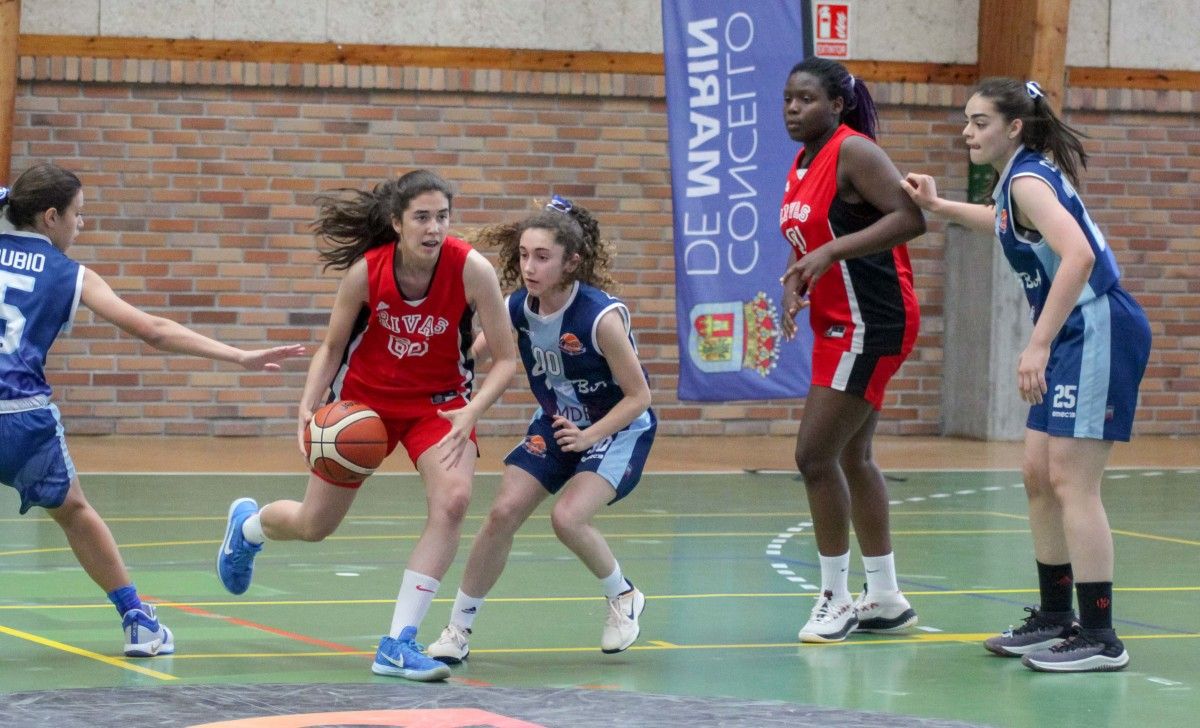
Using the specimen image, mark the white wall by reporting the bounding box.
[18,0,1200,71]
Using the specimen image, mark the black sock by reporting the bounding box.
[1036,561,1074,613]
[1076,581,1113,631]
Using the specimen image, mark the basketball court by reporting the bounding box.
[1,436,1196,727]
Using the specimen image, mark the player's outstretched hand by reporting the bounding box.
[238,344,308,371]
[902,173,939,211]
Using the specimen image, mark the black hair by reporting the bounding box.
[788,56,878,140]
[474,199,616,294]
[1,163,83,229]
[974,77,1089,186]
[312,169,454,271]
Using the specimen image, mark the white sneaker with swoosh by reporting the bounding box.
[601,585,645,653]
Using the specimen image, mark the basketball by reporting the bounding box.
[304,400,388,484]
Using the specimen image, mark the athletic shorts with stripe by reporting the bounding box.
[504,411,657,504]
[1027,287,1151,442]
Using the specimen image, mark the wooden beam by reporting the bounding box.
[1068,65,1200,91]
[16,34,665,76]
[978,0,1070,111]
[1,0,20,183]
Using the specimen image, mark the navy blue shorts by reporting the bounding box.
[503,410,657,504]
[1027,288,1151,442]
[0,404,76,514]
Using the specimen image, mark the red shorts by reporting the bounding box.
[315,395,477,489]
[810,340,910,411]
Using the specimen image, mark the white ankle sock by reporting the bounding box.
[450,589,485,631]
[388,569,439,639]
[241,510,266,545]
[600,564,630,600]
[863,553,900,594]
[819,551,851,602]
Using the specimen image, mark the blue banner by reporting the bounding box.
[663,0,813,402]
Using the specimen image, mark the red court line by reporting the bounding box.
[144,595,362,654]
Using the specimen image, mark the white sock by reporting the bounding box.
[600,564,630,600]
[241,510,266,545]
[388,569,440,639]
[819,552,851,602]
[450,589,485,631]
[863,552,900,594]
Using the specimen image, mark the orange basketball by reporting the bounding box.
[304,400,388,484]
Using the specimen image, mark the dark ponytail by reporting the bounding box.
[789,56,878,140]
[1,163,82,229]
[313,169,454,271]
[974,77,1089,186]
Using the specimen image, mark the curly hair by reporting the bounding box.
[474,200,617,294]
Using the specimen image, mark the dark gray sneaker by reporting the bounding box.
[1021,628,1130,672]
[984,607,1076,657]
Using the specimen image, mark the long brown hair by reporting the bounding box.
[311,169,454,271]
[974,77,1089,186]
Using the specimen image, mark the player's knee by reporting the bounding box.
[483,500,527,536]
[549,503,586,539]
[433,486,471,526]
[795,446,836,485]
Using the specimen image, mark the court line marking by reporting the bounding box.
[73,630,1200,660]
[4,586,1198,611]
[0,623,178,680]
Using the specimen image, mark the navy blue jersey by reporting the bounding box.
[0,231,83,399]
[509,281,643,427]
[993,147,1122,322]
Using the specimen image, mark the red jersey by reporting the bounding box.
[335,236,475,418]
[779,124,919,355]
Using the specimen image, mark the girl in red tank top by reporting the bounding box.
[777,58,927,645]
[212,170,517,683]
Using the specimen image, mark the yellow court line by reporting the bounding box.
[0,624,178,680]
[1111,528,1200,547]
[4,585,1199,611]
[0,528,1038,558]
[104,631,1200,660]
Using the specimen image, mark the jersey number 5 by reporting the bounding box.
[0,271,36,354]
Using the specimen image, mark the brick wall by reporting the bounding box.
[11,58,1199,436]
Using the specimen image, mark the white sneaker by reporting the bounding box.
[601,585,645,653]
[427,623,471,665]
[799,590,858,643]
[853,584,918,633]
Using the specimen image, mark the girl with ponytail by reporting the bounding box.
[904,78,1151,673]
[778,57,927,644]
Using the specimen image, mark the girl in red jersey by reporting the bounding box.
[778,57,926,643]
[215,170,517,682]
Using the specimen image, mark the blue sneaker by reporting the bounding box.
[371,626,451,681]
[217,497,262,595]
[123,604,174,657]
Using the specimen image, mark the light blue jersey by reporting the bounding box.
[510,281,646,428]
[505,281,656,501]
[993,147,1121,322]
[992,148,1151,441]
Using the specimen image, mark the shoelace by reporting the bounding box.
[606,596,632,626]
[1048,629,1098,654]
[1010,606,1059,634]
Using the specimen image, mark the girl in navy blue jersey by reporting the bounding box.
[426,196,656,665]
[905,78,1151,672]
[0,163,304,658]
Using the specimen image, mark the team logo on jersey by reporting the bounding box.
[522,434,548,457]
[824,325,846,339]
[387,337,429,359]
[559,333,585,355]
[998,208,1009,234]
[687,292,782,377]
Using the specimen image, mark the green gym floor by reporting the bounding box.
[1,466,1197,727]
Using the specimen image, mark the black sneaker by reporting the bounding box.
[1021,627,1130,672]
[983,606,1077,657]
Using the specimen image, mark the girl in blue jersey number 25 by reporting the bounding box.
[426,195,657,666]
[904,79,1151,673]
